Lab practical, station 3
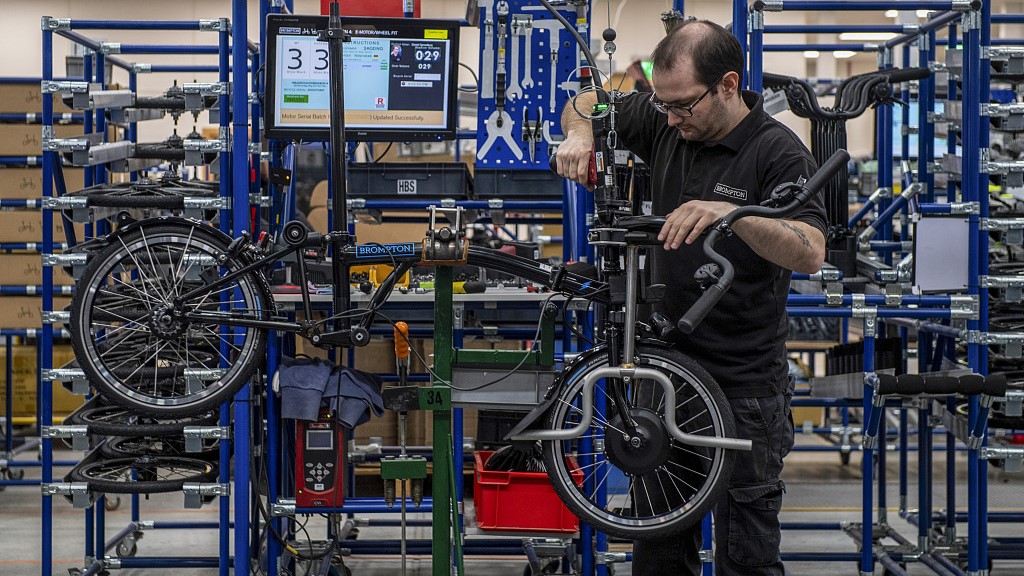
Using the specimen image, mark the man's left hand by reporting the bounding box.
[658,200,736,250]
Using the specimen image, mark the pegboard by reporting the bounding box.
[473,0,591,177]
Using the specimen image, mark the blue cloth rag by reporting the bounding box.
[323,367,385,429]
[277,356,334,421]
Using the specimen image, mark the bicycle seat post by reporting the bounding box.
[621,243,641,366]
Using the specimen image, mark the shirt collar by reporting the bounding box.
[714,90,763,152]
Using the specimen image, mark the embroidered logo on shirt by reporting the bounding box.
[712,182,748,201]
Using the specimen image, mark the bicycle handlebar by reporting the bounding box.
[881,66,931,84]
[677,149,851,334]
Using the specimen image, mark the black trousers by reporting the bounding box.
[632,393,795,576]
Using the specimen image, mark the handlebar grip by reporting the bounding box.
[761,72,797,87]
[883,67,931,83]
[677,283,727,334]
[802,149,850,196]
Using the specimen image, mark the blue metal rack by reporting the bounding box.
[747,1,1024,575]
[36,9,256,576]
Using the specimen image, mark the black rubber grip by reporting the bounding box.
[803,149,850,196]
[135,96,187,110]
[548,153,557,173]
[761,72,796,87]
[895,374,924,395]
[921,375,962,396]
[677,283,726,335]
[875,373,899,396]
[956,374,985,396]
[982,373,1009,397]
[882,67,931,83]
[134,143,186,161]
[496,72,506,111]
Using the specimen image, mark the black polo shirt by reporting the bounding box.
[616,90,828,398]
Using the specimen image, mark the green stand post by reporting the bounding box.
[431,265,464,576]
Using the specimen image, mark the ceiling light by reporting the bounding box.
[803,50,820,59]
[884,10,899,18]
[916,9,932,18]
[833,50,857,59]
[839,32,899,41]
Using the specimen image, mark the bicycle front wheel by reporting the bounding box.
[70,222,271,417]
[542,344,736,539]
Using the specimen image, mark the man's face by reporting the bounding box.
[651,60,726,142]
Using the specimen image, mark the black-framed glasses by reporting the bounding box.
[648,75,724,118]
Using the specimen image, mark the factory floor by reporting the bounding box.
[3,433,1024,576]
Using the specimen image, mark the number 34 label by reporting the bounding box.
[418,387,451,410]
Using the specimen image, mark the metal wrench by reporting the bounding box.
[477,109,522,161]
[527,19,564,114]
[480,0,495,99]
[507,16,524,102]
[521,16,535,89]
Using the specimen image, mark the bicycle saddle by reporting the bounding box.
[613,215,666,233]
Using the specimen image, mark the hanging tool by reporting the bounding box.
[380,322,426,576]
[480,0,495,99]
[522,106,543,164]
[528,19,563,114]
[477,108,522,160]
[494,1,510,125]
[521,15,535,90]
[507,15,525,101]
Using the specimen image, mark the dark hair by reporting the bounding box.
[649,19,743,90]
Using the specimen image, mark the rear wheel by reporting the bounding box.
[70,222,271,417]
[541,344,736,539]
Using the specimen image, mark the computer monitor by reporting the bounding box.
[264,14,460,142]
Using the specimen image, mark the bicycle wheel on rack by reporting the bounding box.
[69,456,217,494]
[541,344,736,539]
[101,435,220,461]
[69,405,218,437]
[70,221,272,417]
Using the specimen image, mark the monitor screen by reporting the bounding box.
[265,14,460,141]
[306,429,334,450]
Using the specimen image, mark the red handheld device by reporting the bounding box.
[295,408,345,507]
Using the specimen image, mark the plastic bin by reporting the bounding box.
[347,162,472,198]
[473,450,582,533]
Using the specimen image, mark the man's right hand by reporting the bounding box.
[554,129,596,190]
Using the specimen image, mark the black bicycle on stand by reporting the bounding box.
[67,0,849,538]
[67,147,847,539]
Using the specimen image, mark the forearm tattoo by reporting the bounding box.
[780,221,812,249]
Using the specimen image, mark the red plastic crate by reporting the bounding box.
[320,0,421,17]
[473,450,583,533]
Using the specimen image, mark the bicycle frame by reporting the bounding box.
[164,218,607,347]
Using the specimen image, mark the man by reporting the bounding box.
[555,19,828,576]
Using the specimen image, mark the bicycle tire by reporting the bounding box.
[69,456,217,494]
[101,435,220,461]
[71,405,218,437]
[541,343,736,538]
[70,221,272,417]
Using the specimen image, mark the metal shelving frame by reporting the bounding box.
[38,5,255,575]
[746,2,1020,575]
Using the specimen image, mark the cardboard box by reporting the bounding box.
[0,254,75,286]
[0,123,82,156]
[0,296,71,329]
[0,82,74,114]
[0,344,83,416]
[0,167,85,199]
[0,211,86,243]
